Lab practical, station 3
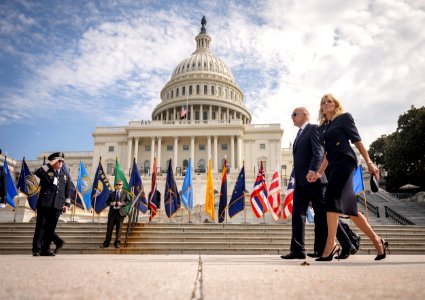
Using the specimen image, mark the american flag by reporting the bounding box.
[267,168,281,221]
[149,158,158,221]
[180,105,188,119]
[283,170,295,220]
[250,161,269,218]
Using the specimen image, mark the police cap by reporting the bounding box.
[48,152,65,161]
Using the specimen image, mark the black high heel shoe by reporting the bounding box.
[316,245,340,262]
[375,239,390,261]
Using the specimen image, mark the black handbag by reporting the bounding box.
[370,174,379,193]
[339,221,361,253]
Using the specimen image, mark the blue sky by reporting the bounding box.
[1,0,424,160]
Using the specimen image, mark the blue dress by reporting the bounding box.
[319,113,361,216]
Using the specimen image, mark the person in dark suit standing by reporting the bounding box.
[281,107,328,259]
[101,180,130,249]
[32,152,71,256]
[313,94,388,261]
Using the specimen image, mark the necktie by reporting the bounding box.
[116,191,120,201]
[294,128,302,145]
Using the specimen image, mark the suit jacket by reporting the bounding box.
[106,190,131,217]
[320,113,361,165]
[35,164,72,210]
[293,123,327,187]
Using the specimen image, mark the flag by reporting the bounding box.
[114,158,132,215]
[180,105,188,119]
[17,158,39,210]
[267,167,282,221]
[76,160,93,210]
[164,159,181,218]
[353,165,365,195]
[283,170,295,220]
[306,206,315,223]
[181,158,193,211]
[61,162,83,209]
[228,165,245,218]
[250,161,269,218]
[90,159,113,213]
[218,159,227,223]
[205,159,215,221]
[0,158,17,208]
[129,158,148,213]
[148,158,158,221]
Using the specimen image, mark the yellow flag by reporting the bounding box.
[205,159,215,220]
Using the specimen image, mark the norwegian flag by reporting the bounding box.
[180,105,188,119]
[250,161,269,218]
[267,168,282,221]
[283,170,295,220]
[149,158,158,221]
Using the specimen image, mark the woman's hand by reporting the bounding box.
[367,162,380,180]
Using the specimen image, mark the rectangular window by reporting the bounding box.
[106,163,114,175]
[108,146,114,152]
[221,144,228,150]
[260,143,266,150]
[199,144,205,151]
[167,145,173,151]
[183,145,189,151]
[145,146,151,151]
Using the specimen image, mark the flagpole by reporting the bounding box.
[92,195,97,223]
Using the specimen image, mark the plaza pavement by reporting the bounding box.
[1,254,425,300]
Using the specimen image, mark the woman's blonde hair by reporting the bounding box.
[318,93,345,125]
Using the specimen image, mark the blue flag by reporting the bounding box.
[61,162,84,209]
[164,159,181,218]
[228,165,245,218]
[218,160,227,223]
[90,159,113,213]
[129,158,148,213]
[1,158,17,208]
[76,160,93,210]
[353,165,365,195]
[306,206,315,224]
[181,158,193,211]
[17,158,39,210]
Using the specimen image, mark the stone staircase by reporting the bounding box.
[1,222,425,255]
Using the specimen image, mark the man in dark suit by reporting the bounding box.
[32,152,71,256]
[101,180,130,248]
[281,107,328,259]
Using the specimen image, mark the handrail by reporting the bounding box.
[124,197,140,246]
[384,206,415,225]
[356,196,380,218]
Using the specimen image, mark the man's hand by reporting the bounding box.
[63,206,68,213]
[110,201,116,206]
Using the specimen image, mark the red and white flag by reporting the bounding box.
[267,168,281,221]
[180,105,188,119]
[149,158,158,221]
[283,170,295,220]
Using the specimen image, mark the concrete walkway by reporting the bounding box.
[2,255,425,300]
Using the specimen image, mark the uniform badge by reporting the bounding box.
[48,172,54,176]
[64,175,67,181]
[336,141,340,146]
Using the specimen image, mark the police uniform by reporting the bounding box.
[32,152,71,256]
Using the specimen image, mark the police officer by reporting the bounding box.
[32,152,71,256]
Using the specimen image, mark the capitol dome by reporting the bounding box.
[152,17,251,124]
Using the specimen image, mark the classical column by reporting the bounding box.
[218,107,221,122]
[200,105,203,121]
[150,137,155,173]
[127,138,133,172]
[230,135,235,170]
[191,105,194,122]
[213,135,218,172]
[191,136,195,175]
[209,105,212,121]
[233,110,236,119]
[227,108,230,121]
[174,136,178,171]
[157,137,162,172]
[173,107,176,121]
[134,137,139,164]
[166,110,169,121]
[238,136,243,169]
[207,135,211,162]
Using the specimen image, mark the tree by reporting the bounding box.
[369,105,425,192]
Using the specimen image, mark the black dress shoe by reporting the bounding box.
[32,251,40,257]
[114,243,120,249]
[100,243,109,248]
[280,252,306,259]
[54,241,65,254]
[40,250,55,256]
[307,252,321,258]
[335,249,350,260]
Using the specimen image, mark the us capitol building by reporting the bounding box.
[2,18,303,222]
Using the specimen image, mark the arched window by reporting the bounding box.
[182,86,186,95]
[195,111,200,120]
[211,86,215,95]
[198,159,205,171]
[176,88,179,97]
[183,159,189,170]
[218,87,222,96]
[144,160,150,171]
[203,111,208,120]
[171,90,174,98]
[196,85,200,95]
[189,86,193,95]
[204,85,207,95]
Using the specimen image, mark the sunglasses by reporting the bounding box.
[291,112,297,117]
[116,184,123,186]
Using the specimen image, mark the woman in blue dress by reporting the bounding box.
[312,94,389,261]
